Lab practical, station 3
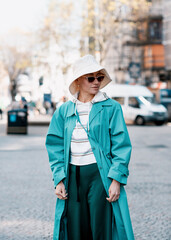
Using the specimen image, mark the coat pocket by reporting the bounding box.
[99,148,112,169]
[105,152,112,166]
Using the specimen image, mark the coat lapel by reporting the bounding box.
[89,103,103,125]
[89,101,112,125]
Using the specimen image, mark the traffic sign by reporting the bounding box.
[128,62,141,78]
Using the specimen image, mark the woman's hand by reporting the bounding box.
[55,181,68,200]
[106,179,120,202]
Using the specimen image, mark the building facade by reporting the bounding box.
[163,0,171,87]
[102,0,171,89]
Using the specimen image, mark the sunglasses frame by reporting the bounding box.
[84,75,105,83]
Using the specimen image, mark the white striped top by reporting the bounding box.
[70,100,97,165]
[70,91,108,166]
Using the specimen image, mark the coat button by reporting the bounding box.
[100,166,102,169]
[92,147,95,150]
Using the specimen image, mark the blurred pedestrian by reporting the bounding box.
[44,101,51,114]
[0,108,3,119]
[21,97,28,113]
[46,55,134,240]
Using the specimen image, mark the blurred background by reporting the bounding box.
[0,0,171,240]
[0,0,171,123]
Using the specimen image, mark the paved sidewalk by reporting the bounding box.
[127,125,171,240]
[0,124,171,240]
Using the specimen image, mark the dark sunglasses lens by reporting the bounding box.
[87,76,104,82]
[87,77,95,82]
[97,76,104,82]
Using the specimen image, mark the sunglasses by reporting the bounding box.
[85,76,104,83]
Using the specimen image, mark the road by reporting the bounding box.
[0,122,171,240]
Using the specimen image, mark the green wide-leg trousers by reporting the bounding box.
[66,163,112,240]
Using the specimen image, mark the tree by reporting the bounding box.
[0,46,31,100]
[81,0,151,68]
[34,0,81,97]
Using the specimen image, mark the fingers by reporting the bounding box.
[55,184,68,200]
[55,190,68,200]
[56,193,68,200]
[106,192,120,202]
[107,181,120,202]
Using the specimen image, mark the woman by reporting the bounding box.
[46,55,134,240]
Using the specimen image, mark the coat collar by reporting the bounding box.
[89,100,112,125]
[66,99,112,122]
[66,101,75,117]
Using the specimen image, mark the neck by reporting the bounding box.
[78,92,95,103]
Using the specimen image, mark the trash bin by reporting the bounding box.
[7,109,28,134]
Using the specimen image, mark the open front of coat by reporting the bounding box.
[45,98,135,240]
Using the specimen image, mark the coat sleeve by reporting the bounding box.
[45,107,66,188]
[107,103,132,185]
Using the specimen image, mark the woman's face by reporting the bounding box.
[77,71,104,96]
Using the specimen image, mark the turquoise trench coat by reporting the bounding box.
[45,98,135,240]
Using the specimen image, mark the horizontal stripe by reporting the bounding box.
[71,139,89,143]
[78,113,88,117]
[77,111,89,114]
[74,125,87,129]
[71,152,94,157]
[73,124,87,129]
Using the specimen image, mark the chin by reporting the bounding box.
[90,88,99,94]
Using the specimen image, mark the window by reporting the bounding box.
[148,20,162,41]
[128,97,139,108]
[112,97,125,105]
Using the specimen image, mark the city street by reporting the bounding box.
[0,122,171,240]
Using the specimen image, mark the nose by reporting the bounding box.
[93,77,100,84]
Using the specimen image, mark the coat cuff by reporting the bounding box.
[53,170,66,189]
[107,169,127,185]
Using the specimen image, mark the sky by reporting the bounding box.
[0,0,49,35]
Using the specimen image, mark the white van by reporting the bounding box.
[103,84,168,125]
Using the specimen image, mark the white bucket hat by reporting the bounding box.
[69,54,112,95]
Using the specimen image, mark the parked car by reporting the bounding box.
[160,89,171,122]
[103,84,168,125]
